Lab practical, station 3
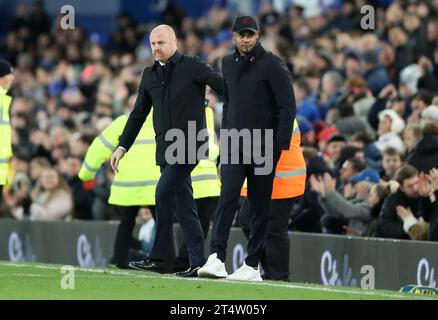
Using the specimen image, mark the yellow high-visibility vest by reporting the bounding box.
[79,107,221,206]
[192,107,221,199]
[0,86,12,185]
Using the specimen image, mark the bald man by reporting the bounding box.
[111,25,223,277]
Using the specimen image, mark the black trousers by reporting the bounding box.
[429,203,438,241]
[0,185,3,208]
[112,205,144,267]
[150,164,205,268]
[210,152,280,268]
[174,196,219,268]
[239,196,297,280]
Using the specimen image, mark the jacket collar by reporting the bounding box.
[233,42,265,61]
[151,51,182,72]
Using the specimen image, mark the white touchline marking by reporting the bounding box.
[0,273,51,278]
[0,262,429,299]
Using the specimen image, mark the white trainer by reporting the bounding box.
[197,253,228,278]
[226,261,263,282]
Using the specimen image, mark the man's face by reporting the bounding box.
[326,141,345,162]
[0,73,15,90]
[401,175,420,198]
[150,29,177,62]
[302,131,316,146]
[353,181,372,199]
[65,157,82,177]
[345,57,359,77]
[411,98,427,113]
[388,100,405,117]
[340,161,354,182]
[382,155,402,178]
[233,30,259,55]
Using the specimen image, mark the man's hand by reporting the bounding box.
[310,175,325,196]
[418,56,433,75]
[418,172,432,197]
[378,84,397,99]
[396,205,414,220]
[110,147,126,173]
[323,172,336,193]
[343,183,355,199]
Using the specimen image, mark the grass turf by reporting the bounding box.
[0,261,434,300]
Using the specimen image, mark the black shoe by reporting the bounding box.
[175,266,201,278]
[171,262,190,273]
[109,257,129,269]
[128,259,167,274]
[262,273,290,282]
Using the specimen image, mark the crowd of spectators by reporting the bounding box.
[0,0,438,242]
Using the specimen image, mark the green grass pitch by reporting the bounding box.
[0,261,435,300]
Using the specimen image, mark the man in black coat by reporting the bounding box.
[406,123,438,173]
[110,25,223,277]
[378,165,433,239]
[198,16,296,281]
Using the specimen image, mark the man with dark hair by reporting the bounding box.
[361,50,391,97]
[407,123,438,173]
[198,15,296,281]
[378,165,433,239]
[408,89,434,124]
[338,157,367,193]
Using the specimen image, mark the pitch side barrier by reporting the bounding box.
[0,219,436,290]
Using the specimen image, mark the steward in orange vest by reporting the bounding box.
[241,119,306,199]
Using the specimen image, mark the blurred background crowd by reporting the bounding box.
[0,0,438,242]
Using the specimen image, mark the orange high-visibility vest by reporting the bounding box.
[241,119,306,199]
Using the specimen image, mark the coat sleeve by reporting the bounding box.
[79,116,126,181]
[192,56,224,96]
[378,195,407,239]
[221,77,229,130]
[118,70,152,152]
[419,196,434,222]
[321,191,372,221]
[267,56,296,151]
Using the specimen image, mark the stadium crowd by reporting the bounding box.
[0,0,438,243]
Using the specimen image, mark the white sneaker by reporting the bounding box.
[226,262,262,282]
[197,253,228,278]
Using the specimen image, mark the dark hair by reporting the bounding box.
[350,131,374,144]
[413,89,433,105]
[395,165,418,185]
[302,146,319,163]
[383,146,402,158]
[295,78,312,95]
[337,101,355,118]
[422,123,438,136]
[79,133,95,145]
[346,157,367,174]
